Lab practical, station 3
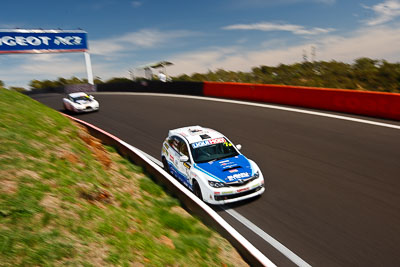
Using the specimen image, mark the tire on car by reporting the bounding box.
[162,157,170,174]
[192,180,203,201]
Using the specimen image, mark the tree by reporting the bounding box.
[93,76,104,84]
[352,57,379,90]
[18,57,400,93]
[0,80,4,88]
[105,77,132,83]
[374,61,400,92]
[28,79,60,90]
[9,86,27,92]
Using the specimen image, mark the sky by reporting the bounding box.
[1,0,400,88]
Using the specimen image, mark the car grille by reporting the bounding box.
[214,186,263,201]
[225,176,257,187]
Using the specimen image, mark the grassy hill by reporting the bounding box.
[0,88,248,266]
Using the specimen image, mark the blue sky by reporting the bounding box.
[1,0,400,88]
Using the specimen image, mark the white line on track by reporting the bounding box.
[223,208,311,267]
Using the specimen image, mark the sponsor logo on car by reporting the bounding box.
[227,172,250,181]
[251,184,261,189]
[237,187,250,193]
[191,138,226,148]
[209,138,225,145]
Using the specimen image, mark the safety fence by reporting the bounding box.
[203,81,400,121]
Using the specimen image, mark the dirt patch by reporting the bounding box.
[0,169,15,180]
[115,180,141,201]
[59,150,80,164]
[0,179,18,195]
[78,184,113,204]
[60,234,110,266]
[158,235,175,249]
[75,124,111,169]
[40,194,61,212]
[16,169,41,180]
[211,236,249,267]
[170,206,191,218]
[29,140,46,151]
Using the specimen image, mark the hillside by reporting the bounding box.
[0,88,248,266]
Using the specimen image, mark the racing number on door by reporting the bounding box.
[179,140,191,177]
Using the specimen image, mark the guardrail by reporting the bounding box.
[203,81,400,121]
[63,113,276,267]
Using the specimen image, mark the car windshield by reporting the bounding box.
[72,96,90,102]
[190,140,239,163]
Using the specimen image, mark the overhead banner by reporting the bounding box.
[0,29,88,54]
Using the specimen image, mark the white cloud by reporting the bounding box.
[316,26,400,61]
[131,1,142,8]
[0,53,89,87]
[20,54,86,76]
[90,29,195,55]
[363,0,400,25]
[223,22,335,35]
[168,25,400,76]
[231,0,335,8]
[315,0,335,4]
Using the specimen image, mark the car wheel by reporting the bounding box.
[193,180,203,201]
[63,104,71,114]
[162,157,170,174]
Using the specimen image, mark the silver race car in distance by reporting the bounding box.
[63,92,99,113]
[161,126,265,205]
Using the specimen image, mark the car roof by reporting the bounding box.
[168,125,225,144]
[68,92,89,98]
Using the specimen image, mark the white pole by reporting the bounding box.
[84,51,94,85]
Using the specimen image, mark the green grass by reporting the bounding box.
[0,89,247,266]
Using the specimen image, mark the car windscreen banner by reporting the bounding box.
[0,29,88,54]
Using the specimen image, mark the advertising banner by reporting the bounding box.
[0,29,88,54]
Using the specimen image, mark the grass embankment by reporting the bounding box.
[0,89,247,267]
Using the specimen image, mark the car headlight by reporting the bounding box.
[252,171,260,179]
[208,180,226,188]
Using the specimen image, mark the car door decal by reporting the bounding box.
[168,148,191,189]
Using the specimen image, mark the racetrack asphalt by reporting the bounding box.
[32,93,400,266]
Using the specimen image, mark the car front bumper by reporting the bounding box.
[204,179,265,205]
[73,105,99,113]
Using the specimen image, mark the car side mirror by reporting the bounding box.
[180,155,189,162]
[236,144,242,150]
[89,95,94,100]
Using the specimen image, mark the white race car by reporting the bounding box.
[161,126,265,205]
[63,92,99,113]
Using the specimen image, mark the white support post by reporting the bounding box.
[84,51,94,85]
